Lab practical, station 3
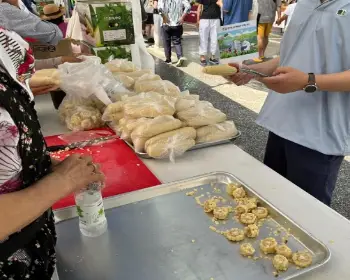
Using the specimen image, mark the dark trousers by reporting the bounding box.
[162,25,183,60]
[264,132,344,206]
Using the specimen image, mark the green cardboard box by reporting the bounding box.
[76,1,135,47]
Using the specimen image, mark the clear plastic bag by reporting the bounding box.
[131,115,182,152]
[119,117,150,141]
[144,127,196,162]
[58,60,129,106]
[134,80,181,96]
[175,94,200,113]
[196,121,238,144]
[105,59,138,73]
[102,102,124,122]
[65,105,103,131]
[176,101,227,128]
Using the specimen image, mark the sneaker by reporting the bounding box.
[209,58,219,65]
[175,57,187,67]
[200,59,207,67]
[165,59,172,64]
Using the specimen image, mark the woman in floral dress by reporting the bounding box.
[0,28,105,280]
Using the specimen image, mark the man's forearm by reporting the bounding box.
[316,71,350,92]
[249,57,280,76]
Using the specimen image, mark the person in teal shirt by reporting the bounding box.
[223,0,253,25]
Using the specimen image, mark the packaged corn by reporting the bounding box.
[196,121,238,143]
[131,116,182,152]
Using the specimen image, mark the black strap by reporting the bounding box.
[0,212,48,260]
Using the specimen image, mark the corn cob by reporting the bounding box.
[202,65,238,76]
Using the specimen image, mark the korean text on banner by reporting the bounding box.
[218,20,258,64]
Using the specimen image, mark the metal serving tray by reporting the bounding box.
[54,172,330,280]
[123,131,241,159]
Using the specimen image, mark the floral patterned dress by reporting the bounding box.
[0,29,56,280]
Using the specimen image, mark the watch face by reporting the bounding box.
[304,85,317,93]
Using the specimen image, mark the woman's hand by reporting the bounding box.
[60,56,83,64]
[30,84,59,95]
[53,154,105,195]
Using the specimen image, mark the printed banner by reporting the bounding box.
[218,20,258,63]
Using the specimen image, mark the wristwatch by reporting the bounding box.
[303,73,318,93]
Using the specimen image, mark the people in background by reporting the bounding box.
[41,3,67,37]
[223,0,253,25]
[143,0,155,44]
[275,0,297,31]
[197,0,222,66]
[158,0,191,67]
[255,0,281,62]
[0,0,63,45]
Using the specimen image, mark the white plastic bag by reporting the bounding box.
[58,60,129,106]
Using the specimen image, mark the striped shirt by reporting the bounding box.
[158,0,191,26]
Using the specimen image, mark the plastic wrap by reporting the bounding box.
[119,117,150,141]
[131,116,182,152]
[145,127,196,162]
[102,102,124,122]
[105,59,138,73]
[175,94,200,112]
[123,93,176,118]
[114,74,135,89]
[176,101,227,128]
[65,106,103,131]
[134,80,181,96]
[196,121,238,143]
[58,59,129,106]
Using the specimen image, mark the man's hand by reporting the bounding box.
[60,56,83,64]
[179,15,186,25]
[258,67,309,94]
[276,18,282,25]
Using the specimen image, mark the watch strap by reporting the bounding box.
[308,73,316,85]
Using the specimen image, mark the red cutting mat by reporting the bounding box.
[45,129,161,210]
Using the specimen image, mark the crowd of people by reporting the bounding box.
[145,0,297,66]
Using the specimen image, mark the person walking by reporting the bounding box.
[158,0,191,67]
[223,0,253,25]
[197,0,222,66]
[143,0,155,44]
[254,0,281,62]
[229,0,350,206]
[275,0,297,31]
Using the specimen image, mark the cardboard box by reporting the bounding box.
[30,39,74,59]
[76,1,135,47]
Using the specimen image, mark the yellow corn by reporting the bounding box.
[202,65,238,76]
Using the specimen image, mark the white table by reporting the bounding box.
[36,94,350,280]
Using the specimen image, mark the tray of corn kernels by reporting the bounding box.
[181,172,330,279]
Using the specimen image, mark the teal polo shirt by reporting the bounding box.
[257,0,350,155]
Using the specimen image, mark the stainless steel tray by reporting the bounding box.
[123,131,241,159]
[54,172,330,280]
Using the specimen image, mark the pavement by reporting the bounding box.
[147,24,350,220]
